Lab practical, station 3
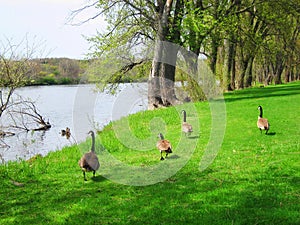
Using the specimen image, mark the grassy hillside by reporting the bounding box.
[0,82,299,224]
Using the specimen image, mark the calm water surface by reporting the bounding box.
[0,83,147,162]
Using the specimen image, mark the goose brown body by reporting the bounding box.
[78,130,100,180]
[61,127,71,139]
[156,133,172,160]
[181,110,193,136]
[182,122,193,135]
[257,106,270,134]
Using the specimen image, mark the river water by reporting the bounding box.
[0,83,148,163]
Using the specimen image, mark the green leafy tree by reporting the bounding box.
[71,0,300,102]
[71,1,187,108]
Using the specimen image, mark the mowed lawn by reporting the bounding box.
[0,82,299,224]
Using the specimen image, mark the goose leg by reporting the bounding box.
[83,171,87,181]
[93,170,96,177]
[160,152,164,160]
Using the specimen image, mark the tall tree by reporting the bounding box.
[71,0,186,108]
[148,0,184,108]
[72,0,300,99]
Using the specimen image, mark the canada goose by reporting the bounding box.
[257,106,270,134]
[181,110,193,136]
[61,127,71,139]
[78,130,100,181]
[156,133,172,160]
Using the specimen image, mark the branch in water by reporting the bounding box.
[5,95,51,132]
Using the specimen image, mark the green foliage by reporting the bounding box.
[177,68,207,101]
[87,1,155,56]
[36,74,58,85]
[57,77,73,85]
[85,49,149,93]
[1,82,299,224]
[22,58,91,86]
[0,59,31,88]
[86,0,300,91]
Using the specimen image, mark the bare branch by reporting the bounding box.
[66,1,99,25]
[122,0,155,24]
[119,59,146,73]
[67,1,120,26]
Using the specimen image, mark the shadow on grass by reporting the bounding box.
[225,82,300,102]
[167,155,180,159]
[91,175,106,182]
[187,135,200,139]
[256,131,276,136]
[1,160,299,225]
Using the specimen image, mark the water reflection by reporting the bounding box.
[0,83,147,163]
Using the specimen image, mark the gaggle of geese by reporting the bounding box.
[74,106,270,181]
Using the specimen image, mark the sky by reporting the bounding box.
[0,0,106,59]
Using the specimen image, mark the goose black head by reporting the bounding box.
[158,133,164,140]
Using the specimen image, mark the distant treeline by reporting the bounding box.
[28,58,90,85]
[24,58,150,86]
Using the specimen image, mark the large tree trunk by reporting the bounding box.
[230,47,236,90]
[237,60,247,89]
[270,53,284,85]
[237,50,253,89]
[244,56,254,87]
[148,0,183,109]
[210,0,219,76]
[223,38,236,91]
[148,41,181,109]
[274,65,284,85]
[210,39,218,76]
[148,38,164,109]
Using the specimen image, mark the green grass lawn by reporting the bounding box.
[1,82,299,224]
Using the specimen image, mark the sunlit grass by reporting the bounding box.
[0,81,299,224]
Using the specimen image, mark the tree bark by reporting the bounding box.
[223,38,236,91]
[148,41,181,109]
[245,56,254,87]
[230,45,236,90]
[148,0,183,109]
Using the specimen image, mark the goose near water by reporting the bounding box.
[78,130,100,181]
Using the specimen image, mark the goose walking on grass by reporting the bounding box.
[156,133,172,160]
[257,106,270,134]
[181,110,193,136]
[78,130,100,181]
